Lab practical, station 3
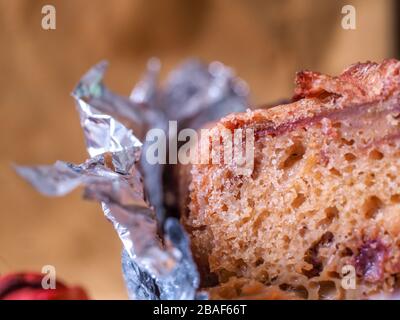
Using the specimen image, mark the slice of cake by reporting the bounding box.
[181,59,400,299]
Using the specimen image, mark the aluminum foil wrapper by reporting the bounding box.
[15,59,248,299]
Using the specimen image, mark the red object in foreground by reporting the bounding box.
[0,273,89,300]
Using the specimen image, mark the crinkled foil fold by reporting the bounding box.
[15,59,248,299]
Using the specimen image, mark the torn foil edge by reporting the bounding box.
[15,63,199,300]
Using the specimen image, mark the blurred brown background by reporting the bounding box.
[0,0,396,299]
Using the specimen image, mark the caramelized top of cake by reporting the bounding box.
[219,59,400,136]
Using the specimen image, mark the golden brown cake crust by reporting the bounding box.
[220,59,400,135]
[183,59,400,299]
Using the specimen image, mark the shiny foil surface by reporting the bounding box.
[16,59,248,299]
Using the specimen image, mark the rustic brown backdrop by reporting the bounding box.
[0,0,395,299]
